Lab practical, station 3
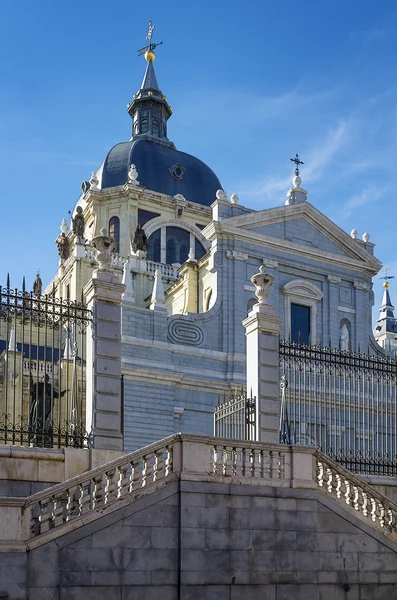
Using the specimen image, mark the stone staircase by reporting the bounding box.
[1,434,397,551]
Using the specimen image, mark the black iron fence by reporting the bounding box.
[214,391,256,441]
[0,279,92,448]
[280,340,397,476]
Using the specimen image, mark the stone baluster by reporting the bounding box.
[65,485,80,519]
[131,458,142,491]
[118,463,130,498]
[79,479,92,515]
[92,474,104,509]
[38,499,52,533]
[29,504,40,538]
[164,445,173,477]
[105,468,118,504]
[52,492,67,527]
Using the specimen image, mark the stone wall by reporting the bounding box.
[0,446,123,497]
[3,479,397,600]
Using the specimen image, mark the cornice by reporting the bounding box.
[218,202,381,274]
[204,221,380,276]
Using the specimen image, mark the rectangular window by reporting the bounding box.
[291,303,310,344]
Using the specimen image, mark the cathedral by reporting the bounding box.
[42,27,393,451]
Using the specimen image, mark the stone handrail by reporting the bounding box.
[21,434,177,541]
[1,435,397,546]
[316,449,397,535]
[146,260,179,280]
[85,248,129,269]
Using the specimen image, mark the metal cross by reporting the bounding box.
[137,20,163,56]
[290,153,304,176]
[146,20,155,42]
[380,266,394,282]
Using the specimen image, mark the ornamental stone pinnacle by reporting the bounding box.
[251,265,274,305]
[90,228,117,270]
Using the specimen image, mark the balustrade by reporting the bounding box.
[316,453,397,535]
[0,434,395,545]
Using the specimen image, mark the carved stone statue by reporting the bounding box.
[72,206,85,240]
[33,272,42,297]
[29,374,66,448]
[128,164,139,185]
[131,224,148,254]
[56,232,70,260]
[340,323,350,351]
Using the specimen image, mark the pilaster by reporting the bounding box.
[242,304,282,444]
[84,269,125,451]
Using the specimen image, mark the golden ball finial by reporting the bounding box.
[145,50,156,62]
[384,281,389,289]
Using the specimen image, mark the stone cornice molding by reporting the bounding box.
[282,279,324,301]
[204,221,379,276]
[211,202,381,275]
[327,275,342,284]
[353,281,370,291]
[226,250,249,261]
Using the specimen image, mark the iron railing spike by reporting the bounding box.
[7,273,10,288]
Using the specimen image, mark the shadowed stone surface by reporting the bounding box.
[1,482,397,600]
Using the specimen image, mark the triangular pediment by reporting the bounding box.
[209,202,381,275]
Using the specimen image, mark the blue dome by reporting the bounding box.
[100,139,222,207]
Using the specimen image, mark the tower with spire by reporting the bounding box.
[374,279,397,352]
[127,23,173,146]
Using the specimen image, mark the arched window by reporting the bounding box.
[152,119,160,137]
[166,227,190,265]
[109,216,120,253]
[140,118,149,134]
[146,229,161,263]
[195,238,206,261]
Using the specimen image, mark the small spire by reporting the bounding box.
[128,21,172,143]
[149,269,167,312]
[8,329,20,353]
[374,269,397,348]
[62,336,74,360]
[285,153,307,206]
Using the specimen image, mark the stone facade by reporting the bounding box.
[2,480,397,600]
[39,51,383,452]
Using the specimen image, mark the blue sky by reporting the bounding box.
[1,0,397,321]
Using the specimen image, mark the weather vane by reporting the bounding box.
[290,153,304,176]
[137,20,163,58]
[380,266,394,288]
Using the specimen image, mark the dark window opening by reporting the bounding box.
[195,238,206,261]
[138,209,161,226]
[146,229,161,263]
[291,303,310,344]
[166,227,189,265]
[140,118,149,134]
[152,119,160,137]
[109,216,120,253]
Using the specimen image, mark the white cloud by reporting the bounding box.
[341,184,391,221]
[233,120,351,204]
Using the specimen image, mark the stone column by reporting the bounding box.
[242,266,282,443]
[84,229,125,450]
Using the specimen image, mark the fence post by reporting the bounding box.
[242,266,282,443]
[83,229,126,451]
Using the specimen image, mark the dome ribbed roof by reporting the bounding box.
[99,138,222,207]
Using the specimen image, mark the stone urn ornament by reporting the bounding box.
[251,265,274,305]
[128,164,139,185]
[90,228,117,269]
